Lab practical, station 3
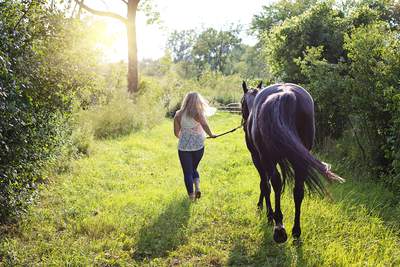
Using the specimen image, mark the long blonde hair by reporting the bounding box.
[180,92,209,119]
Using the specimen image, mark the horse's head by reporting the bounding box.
[241,81,262,122]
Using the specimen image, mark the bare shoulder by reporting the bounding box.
[174,109,182,118]
[174,110,183,122]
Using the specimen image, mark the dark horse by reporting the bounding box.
[241,81,344,243]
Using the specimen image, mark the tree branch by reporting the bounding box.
[71,1,78,18]
[120,0,128,5]
[13,0,34,31]
[75,0,128,24]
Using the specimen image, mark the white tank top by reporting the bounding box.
[178,112,206,151]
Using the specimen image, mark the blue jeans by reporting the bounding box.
[178,147,204,194]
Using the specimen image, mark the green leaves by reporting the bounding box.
[264,2,347,83]
[166,26,243,77]
[0,0,100,223]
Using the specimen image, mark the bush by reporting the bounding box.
[0,1,102,223]
[71,123,94,156]
[77,79,165,139]
[82,97,141,139]
[343,22,400,190]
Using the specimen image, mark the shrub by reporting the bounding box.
[76,79,165,139]
[298,19,400,191]
[0,1,102,222]
[71,123,94,156]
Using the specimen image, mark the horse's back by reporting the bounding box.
[252,83,315,151]
[255,83,313,112]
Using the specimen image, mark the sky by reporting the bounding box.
[85,0,271,61]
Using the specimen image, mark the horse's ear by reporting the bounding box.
[257,81,263,89]
[242,81,248,93]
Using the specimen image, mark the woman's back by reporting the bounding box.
[181,112,202,131]
[178,111,205,151]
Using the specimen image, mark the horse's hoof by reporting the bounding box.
[292,238,303,247]
[267,216,274,225]
[292,227,301,239]
[257,203,263,211]
[273,225,288,243]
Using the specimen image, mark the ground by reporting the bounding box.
[0,113,399,266]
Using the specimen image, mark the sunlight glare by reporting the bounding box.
[89,0,268,62]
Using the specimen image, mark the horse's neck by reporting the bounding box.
[247,99,255,112]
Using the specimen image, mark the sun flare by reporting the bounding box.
[88,0,265,62]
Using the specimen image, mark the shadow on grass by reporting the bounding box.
[227,218,312,266]
[132,197,190,262]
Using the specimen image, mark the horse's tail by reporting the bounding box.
[259,91,344,196]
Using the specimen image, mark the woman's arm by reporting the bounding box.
[197,113,216,138]
[173,111,181,138]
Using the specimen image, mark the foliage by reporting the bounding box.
[296,46,349,141]
[343,22,400,187]
[251,0,319,36]
[166,29,197,63]
[192,27,242,75]
[0,114,398,265]
[165,26,267,79]
[0,1,103,223]
[138,0,161,25]
[264,2,347,83]
[310,14,399,191]
[77,78,165,139]
[157,69,244,118]
[230,44,270,80]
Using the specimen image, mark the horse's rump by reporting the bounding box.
[253,88,342,195]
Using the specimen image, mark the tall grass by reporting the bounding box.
[73,78,165,144]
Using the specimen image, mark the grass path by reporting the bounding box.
[1,113,399,266]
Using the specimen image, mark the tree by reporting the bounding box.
[232,44,269,79]
[265,2,347,83]
[75,0,158,94]
[192,27,241,75]
[251,0,319,37]
[166,29,197,63]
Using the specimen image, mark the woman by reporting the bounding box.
[174,92,216,201]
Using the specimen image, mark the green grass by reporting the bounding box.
[1,113,399,266]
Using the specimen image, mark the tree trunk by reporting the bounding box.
[127,0,139,94]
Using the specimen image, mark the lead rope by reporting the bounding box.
[206,122,244,139]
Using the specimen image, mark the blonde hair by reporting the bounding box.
[180,92,209,119]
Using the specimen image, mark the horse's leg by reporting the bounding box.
[270,166,287,243]
[264,178,274,223]
[252,154,265,210]
[257,181,264,210]
[292,111,313,239]
[253,155,274,223]
[292,167,305,239]
[259,178,274,223]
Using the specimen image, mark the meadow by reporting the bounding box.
[0,113,399,266]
